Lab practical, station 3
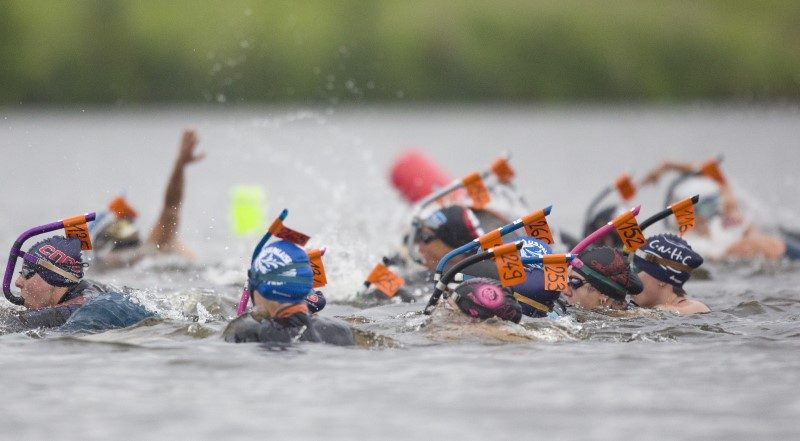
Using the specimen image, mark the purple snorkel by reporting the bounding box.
[3,213,96,306]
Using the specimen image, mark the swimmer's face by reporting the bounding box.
[415,228,452,271]
[14,269,65,309]
[563,274,623,311]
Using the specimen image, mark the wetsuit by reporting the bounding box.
[3,279,152,333]
[223,310,355,346]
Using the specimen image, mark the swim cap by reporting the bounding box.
[673,177,721,218]
[26,236,84,287]
[249,240,313,304]
[632,234,703,294]
[421,205,483,248]
[92,218,141,253]
[575,247,643,302]
[451,278,522,323]
[505,236,561,318]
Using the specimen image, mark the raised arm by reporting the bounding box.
[147,129,205,249]
[639,161,697,186]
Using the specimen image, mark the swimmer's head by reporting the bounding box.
[450,278,522,323]
[91,197,141,254]
[92,218,141,252]
[420,205,483,249]
[573,247,643,303]
[416,205,484,270]
[248,239,313,304]
[632,234,703,295]
[24,236,85,287]
[674,177,721,219]
[15,236,85,309]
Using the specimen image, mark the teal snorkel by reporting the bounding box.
[3,213,96,306]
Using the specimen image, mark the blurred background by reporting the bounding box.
[2,0,799,105]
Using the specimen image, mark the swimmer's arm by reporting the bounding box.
[676,298,710,315]
[718,182,745,225]
[147,129,205,249]
[640,161,696,186]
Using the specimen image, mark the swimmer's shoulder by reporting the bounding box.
[673,297,710,314]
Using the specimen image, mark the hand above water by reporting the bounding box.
[175,129,205,167]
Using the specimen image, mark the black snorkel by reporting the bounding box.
[640,195,701,232]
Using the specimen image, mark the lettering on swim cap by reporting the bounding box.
[519,237,549,270]
[647,238,693,266]
[425,211,448,229]
[39,244,81,273]
[253,246,296,287]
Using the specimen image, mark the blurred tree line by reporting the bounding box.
[1,0,798,105]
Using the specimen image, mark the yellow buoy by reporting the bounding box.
[230,185,266,236]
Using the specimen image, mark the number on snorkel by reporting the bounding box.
[307,247,328,288]
[638,195,700,234]
[434,205,553,277]
[571,205,642,255]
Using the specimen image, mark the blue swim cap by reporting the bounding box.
[503,236,561,317]
[249,240,313,304]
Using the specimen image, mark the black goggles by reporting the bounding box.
[567,276,588,290]
[415,230,438,244]
[19,263,37,280]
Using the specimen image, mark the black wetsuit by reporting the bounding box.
[4,279,109,331]
[2,279,152,333]
[223,312,355,346]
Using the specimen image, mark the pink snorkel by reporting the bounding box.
[236,287,251,316]
[571,205,642,255]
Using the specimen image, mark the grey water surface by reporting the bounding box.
[1,105,799,440]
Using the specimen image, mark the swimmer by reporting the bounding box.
[362,205,508,304]
[6,236,151,331]
[90,129,205,270]
[630,234,710,314]
[441,277,522,323]
[562,247,643,311]
[641,160,798,261]
[223,239,354,346]
[414,205,507,276]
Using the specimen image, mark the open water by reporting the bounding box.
[1,105,799,440]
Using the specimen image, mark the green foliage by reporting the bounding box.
[2,0,799,103]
